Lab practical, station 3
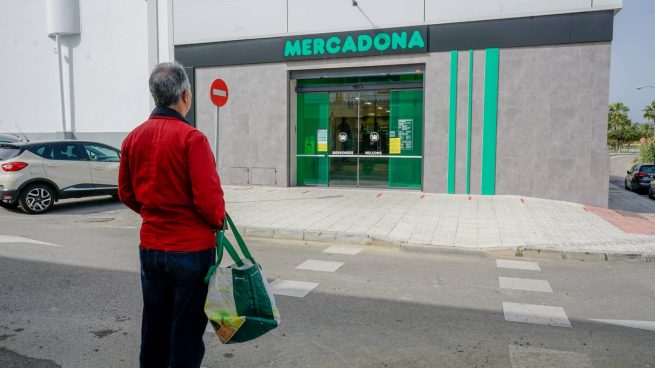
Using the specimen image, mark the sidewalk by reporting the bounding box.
[224,186,655,261]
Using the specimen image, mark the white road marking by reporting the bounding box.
[590,319,655,332]
[509,345,593,368]
[503,302,571,327]
[269,279,319,298]
[0,235,61,247]
[496,259,541,271]
[323,245,365,255]
[296,259,344,273]
[499,277,553,293]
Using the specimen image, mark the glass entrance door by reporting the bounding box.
[296,75,423,189]
[328,91,358,186]
[328,91,390,187]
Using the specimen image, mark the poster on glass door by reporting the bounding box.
[317,129,328,152]
[398,119,413,150]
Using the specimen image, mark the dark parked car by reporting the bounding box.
[649,179,655,200]
[625,163,655,193]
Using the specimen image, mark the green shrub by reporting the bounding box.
[637,141,655,163]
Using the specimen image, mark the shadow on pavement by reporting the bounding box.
[0,347,62,368]
[1,256,654,368]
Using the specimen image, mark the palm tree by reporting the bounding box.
[609,102,630,129]
[644,101,655,140]
[608,102,632,151]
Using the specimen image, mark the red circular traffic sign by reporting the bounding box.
[210,79,229,107]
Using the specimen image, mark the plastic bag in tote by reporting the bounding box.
[204,214,280,344]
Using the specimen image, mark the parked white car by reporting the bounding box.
[0,140,120,214]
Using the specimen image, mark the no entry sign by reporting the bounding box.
[210,79,228,107]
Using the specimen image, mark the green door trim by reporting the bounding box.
[296,93,329,186]
[481,48,500,195]
[465,50,474,195]
[447,50,458,194]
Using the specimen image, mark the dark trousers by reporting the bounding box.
[139,247,216,368]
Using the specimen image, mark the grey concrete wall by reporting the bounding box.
[455,51,469,194]
[195,64,289,186]
[496,42,611,207]
[189,42,612,208]
[194,53,434,188]
[469,50,486,195]
[422,53,450,193]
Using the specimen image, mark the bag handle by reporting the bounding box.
[224,213,255,263]
[204,213,255,284]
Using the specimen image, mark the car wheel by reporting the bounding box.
[19,183,55,214]
[0,201,18,209]
[625,179,630,190]
[649,189,655,200]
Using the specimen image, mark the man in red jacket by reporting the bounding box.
[119,62,225,368]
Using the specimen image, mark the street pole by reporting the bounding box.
[215,106,220,168]
[56,34,67,136]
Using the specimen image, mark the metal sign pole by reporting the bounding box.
[215,106,220,168]
[56,34,67,136]
[210,78,228,168]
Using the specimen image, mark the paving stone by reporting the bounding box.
[222,186,655,255]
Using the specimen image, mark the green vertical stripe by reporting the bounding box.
[481,48,500,195]
[465,50,473,195]
[447,50,458,194]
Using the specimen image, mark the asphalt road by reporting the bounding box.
[609,154,655,215]
[1,198,655,367]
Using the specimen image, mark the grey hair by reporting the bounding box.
[149,62,191,107]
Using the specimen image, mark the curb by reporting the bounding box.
[513,246,654,263]
[237,225,655,263]
[242,225,372,246]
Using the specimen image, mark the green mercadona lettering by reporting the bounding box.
[284,30,425,57]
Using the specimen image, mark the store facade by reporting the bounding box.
[175,7,618,206]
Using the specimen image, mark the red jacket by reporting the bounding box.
[119,107,225,251]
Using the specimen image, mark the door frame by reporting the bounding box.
[291,66,425,190]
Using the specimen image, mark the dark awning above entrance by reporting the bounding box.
[291,64,424,80]
[175,10,614,69]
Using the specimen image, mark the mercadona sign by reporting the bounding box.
[283,27,427,60]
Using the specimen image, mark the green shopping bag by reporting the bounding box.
[204,213,281,344]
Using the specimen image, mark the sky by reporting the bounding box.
[609,0,655,123]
